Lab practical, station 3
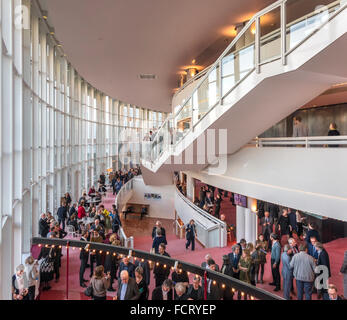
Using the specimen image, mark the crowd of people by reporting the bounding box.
[14,166,347,301]
[175,178,347,301]
[12,168,142,300]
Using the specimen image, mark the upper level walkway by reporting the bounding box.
[140,0,347,184]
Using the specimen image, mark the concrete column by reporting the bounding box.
[236,205,245,242]
[244,208,252,243]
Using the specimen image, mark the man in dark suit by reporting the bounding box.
[288,208,297,237]
[185,219,197,251]
[57,202,68,231]
[152,229,167,254]
[260,211,273,250]
[153,244,171,287]
[307,236,319,260]
[315,242,331,299]
[228,245,241,278]
[115,270,140,300]
[99,172,106,185]
[152,279,173,300]
[237,239,247,255]
[69,203,77,218]
[152,221,166,241]
[201,254,219,289]
[187,275,204,300]
[111,208,122,234]
[305,222,320,245]
[79,232,89,288]
[118,256,135,279]
[39,213,49,238]
[205,262,221,300]
[268,203,280,223]
[228,244,241,299]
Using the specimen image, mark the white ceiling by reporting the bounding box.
[38,0,275,112]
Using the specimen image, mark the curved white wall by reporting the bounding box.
[186,147,347,222]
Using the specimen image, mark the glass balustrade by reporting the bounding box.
[222,23,255,104]
[141,0,346,167]
[192,65,220,126]
[285,0,342,52]
[260,7,281,63]
[174,98,192,145]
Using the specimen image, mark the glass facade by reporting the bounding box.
[0,0,166,298]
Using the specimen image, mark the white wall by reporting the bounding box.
[128,177,175,220]
[186,147,347,222]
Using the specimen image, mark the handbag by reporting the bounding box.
[84,284,93,297]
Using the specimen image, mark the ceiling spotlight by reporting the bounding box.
[42,10,48,20]
[48,26,55,35]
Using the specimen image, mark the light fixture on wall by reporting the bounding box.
[42,10,48,20]
[251,198,258,213]
[48,26,55,35]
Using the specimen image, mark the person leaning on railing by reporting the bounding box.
[327,122,340,148]
[135,266,149,300]
[153,243,171,287]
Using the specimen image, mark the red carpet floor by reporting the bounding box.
[35,189,347,300]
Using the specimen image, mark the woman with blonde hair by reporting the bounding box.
[25,256,39,300]
[247,243,259,286]
[238,249,252,300]
[90,265,110,300]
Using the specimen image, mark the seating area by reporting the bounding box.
[122,203,150,220]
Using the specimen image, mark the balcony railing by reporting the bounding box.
[115,177,139,248]
[141,0,347,169]
[32,237,283,300]
[175,187,227,248]
[249,135,347,148]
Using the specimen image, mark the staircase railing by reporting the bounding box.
[114,176,139,248]
[141,0,346,169]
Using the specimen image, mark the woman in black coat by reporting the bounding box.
[214,193,222,219]
[135,266,148,300]
[277,209,291,240]
[221,255,234,300]
[104,252,119,291]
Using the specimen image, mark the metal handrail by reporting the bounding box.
[141,0,346,168]
[114,176,140,248]
[32,237,283,300]
[175,187,226,230]
[250,135,347,147]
